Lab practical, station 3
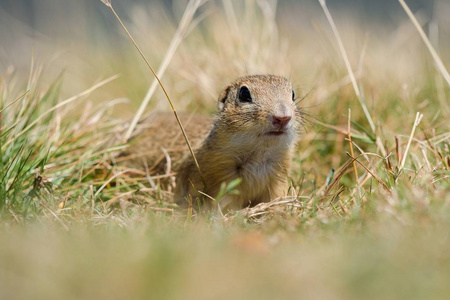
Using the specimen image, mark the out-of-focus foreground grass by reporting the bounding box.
[0,0,449,299]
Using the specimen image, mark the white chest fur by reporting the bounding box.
[234,143,289,202]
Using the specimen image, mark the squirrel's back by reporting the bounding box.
[120,113,212,174]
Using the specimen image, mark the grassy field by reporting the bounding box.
[0,0,449,299]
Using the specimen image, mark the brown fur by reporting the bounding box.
[123,75,301,212]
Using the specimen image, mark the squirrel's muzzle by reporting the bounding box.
[270,103,293,132]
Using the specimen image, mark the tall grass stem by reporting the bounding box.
[318,0,387,156]
[347,108,360,188]
[399,0,450,87]
[400,112,423,170]
[123,0,204,142]
[102,1,205,187]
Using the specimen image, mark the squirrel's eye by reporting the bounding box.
[292,90,296,101]
[238,86,252,103]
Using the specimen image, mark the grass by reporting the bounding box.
[0,0,449,299]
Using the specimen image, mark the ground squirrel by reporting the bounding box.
[123,75,301,212]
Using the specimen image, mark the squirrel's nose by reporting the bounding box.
[271,115,292,129]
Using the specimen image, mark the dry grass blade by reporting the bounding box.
[318,0,360,98]
[321,159,354,201]
[400,112,423,170]
[0,90,30,113]
[39,203,69,231]
[318,0,375,133]
[93,170,128,199]
[225,197,306,223]
[124,0,205,142]
[346,153,391,194]
[2,75,119,149]
[102,1,205,187]
[99,0,111,7]
[347,108,359,186]
[399,0,450,87]
[318,0,387,157]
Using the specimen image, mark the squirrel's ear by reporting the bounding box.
[217,86,230,111]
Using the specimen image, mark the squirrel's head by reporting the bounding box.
[216,75,300,147]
